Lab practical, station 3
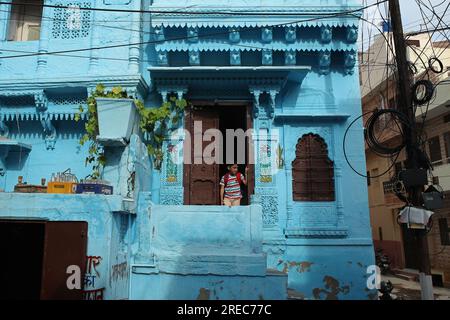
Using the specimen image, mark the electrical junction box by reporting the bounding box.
[398,206,434,229]
[423,186,444,210]
[399,169,428,187]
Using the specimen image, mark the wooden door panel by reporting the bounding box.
[186,108,220,205]
[245,103,255,201]
[191,164,216,178]
[40,221,88,300]
[192,180,217,204]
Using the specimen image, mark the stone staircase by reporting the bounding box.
[130,205,287,300]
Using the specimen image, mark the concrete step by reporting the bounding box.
[392,269,419,282]
[287,288,305,300]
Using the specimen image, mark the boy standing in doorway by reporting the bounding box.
[220,164,248,207]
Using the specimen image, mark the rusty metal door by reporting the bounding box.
[184,107,221,205]
[40,221,88,300]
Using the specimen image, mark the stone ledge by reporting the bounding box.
[156,253,267,276]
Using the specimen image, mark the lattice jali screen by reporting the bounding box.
[52,2,92,39]
[49,96,87,106]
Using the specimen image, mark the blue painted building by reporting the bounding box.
[0,0,376,300]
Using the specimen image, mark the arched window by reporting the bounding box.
[292,133,335,202]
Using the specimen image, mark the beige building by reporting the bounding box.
[360,32,450,287]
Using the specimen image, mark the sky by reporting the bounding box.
[365,0,449,31]
[361,0,450,48]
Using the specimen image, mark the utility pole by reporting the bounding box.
[388,0,433,300]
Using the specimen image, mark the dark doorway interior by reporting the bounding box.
[0,221,45,300]
[401,225,420,270]
[0,220,88,300]
[184,103,253,205]
[219,105,250,205]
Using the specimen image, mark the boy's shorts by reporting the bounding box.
[223,198,241,207]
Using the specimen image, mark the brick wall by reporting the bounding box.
[429,191,450,286]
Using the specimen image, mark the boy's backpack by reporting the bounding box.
[224,173,243,187]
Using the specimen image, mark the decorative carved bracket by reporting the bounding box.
[249,87,280,121]
[285,26,296,43]
[187,27,199,43]
[34,91,56,150]
[229,27,240,43]
[320,26,332,44]
[230,50,241,66]
[189,51,200,66]
[34,90,48,112]
[344,51,357,75]
[262,49,273,66]
[0,120,9,137]
[153,26,165,42]
[39,113,57,150]
[157,51,169,66]
[261,27,273,43]
[285,50,296,66]
[0,155,5,176]
[249,88,262,119]
[157,86,188,103]
[268,90,278,119]
[319,51,331,75]
[346,26,359,43]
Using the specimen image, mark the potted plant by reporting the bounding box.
[77,84,188,178]
[95,97,139,145]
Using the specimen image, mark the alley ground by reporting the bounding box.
[382,275,450,300]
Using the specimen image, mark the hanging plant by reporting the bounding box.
[76,84,123,179]
[76,84,187,178]
[137,96,187,170]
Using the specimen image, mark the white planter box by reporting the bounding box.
[96,98,139,146]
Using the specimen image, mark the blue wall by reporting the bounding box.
[0,193,133,300]
[0,0,376,300]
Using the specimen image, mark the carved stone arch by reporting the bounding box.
[292,133,335,202]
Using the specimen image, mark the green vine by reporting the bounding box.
[76,84,187,178]
[137,96,187,170]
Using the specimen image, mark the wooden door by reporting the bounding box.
[245,103,255,200]
[184,107,220,205]
[40,221,88,300]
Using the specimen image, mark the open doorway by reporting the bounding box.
[0,221,45,299]
[184,102,253,205]
[0,220,88,300]
[218,106,250,205]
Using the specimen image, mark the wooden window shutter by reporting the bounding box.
[444,132,450,159]
[428,136,442,164]
[292,133,335,202]
[438,218,450,246]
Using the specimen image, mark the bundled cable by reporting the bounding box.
[411,80,435,105]
[365,108,410,156]
[428,57,444,74]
